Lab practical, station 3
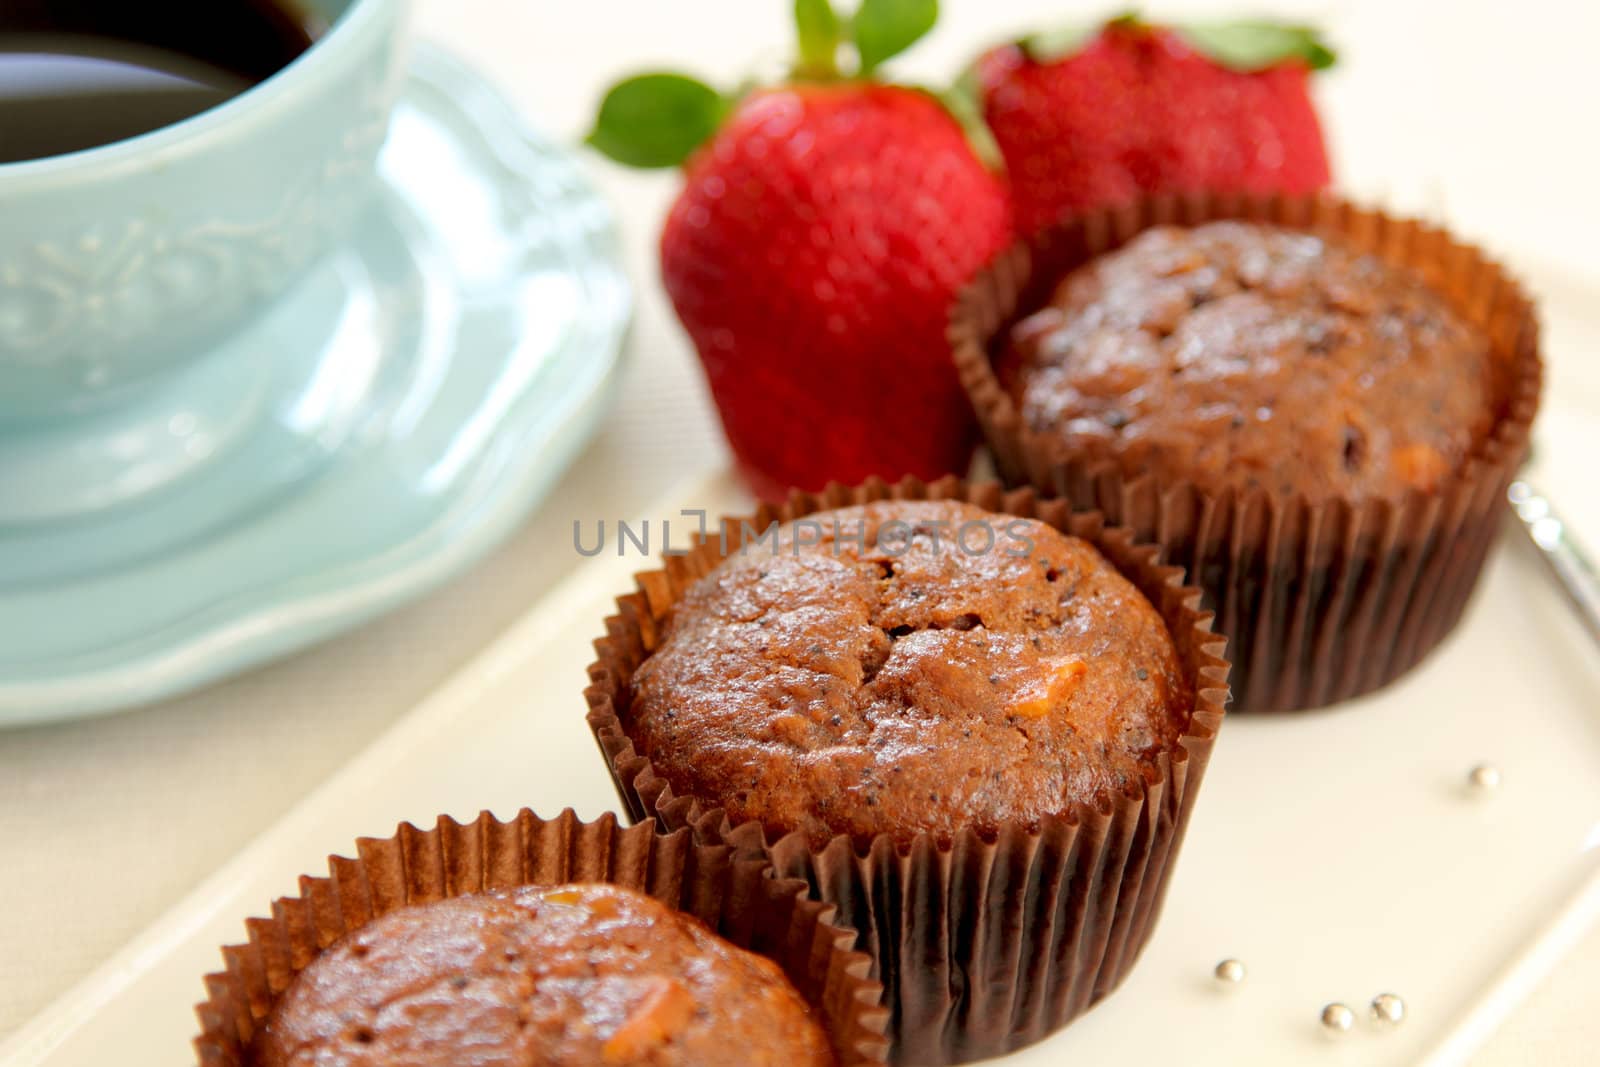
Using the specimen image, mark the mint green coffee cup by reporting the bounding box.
[0,0,412,523]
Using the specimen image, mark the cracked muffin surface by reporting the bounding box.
[248,884,832,1067]
[627,500,1190,848]
[1000,221,1494,500]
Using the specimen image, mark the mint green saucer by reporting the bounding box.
[0,48,630,725]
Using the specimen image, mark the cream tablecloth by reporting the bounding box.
[2,0,1597,1061]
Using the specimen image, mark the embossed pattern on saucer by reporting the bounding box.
[0,46,631,725]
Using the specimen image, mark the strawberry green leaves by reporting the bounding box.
[1177,19,1337,72]
[587,73,731,168]
[1016,12,1336,72]
[795,0,843,77]
[853,0,939,75]
[1020,22,1104,64]
[1020,10,1138,63]
[931,83,1003,170]
[795,0,939,79]
[588,0,949,170]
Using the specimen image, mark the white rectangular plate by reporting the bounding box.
[6,274,1600,1066]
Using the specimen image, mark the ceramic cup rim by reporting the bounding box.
[0,0,396,191]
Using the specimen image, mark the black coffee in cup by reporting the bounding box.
[0,0,323,163]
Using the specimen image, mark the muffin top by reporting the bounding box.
[1000,221,1494,500]
[248,883,833,1067]
[628,500,1191,848]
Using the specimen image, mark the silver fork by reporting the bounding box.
[1507,480,1600,649]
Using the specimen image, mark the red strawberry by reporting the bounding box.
[589,1,1010,500]
[974,15,1335,236]
[660,86,1009,499]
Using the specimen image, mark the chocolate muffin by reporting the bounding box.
[1000,220,1494,500]
[590,480,1229,1064]
[954,195,1540,716]
[247,883,833,1067]
[627,498,1192,848]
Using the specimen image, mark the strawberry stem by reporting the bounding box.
[794,0,843,78]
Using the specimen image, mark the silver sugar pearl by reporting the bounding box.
[1212,958,1246,986]
[1370,992,1406,1029]
[1320,1002,1355,1037]
[1467,763,1502,793]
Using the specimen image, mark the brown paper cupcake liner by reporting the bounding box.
[950,191,1542,712]
[194,809,890,1066]
[584,477,1230,1064]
